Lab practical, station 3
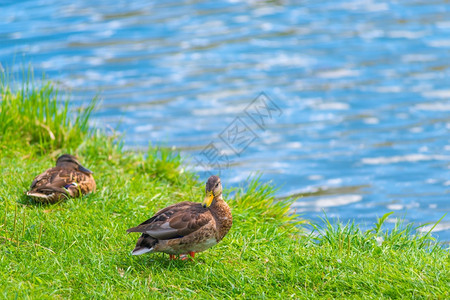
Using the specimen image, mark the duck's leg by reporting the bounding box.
[169,254,177,260]
[179,252,195,261]
[179,254,189,261]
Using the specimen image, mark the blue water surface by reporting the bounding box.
[1,0,449,239]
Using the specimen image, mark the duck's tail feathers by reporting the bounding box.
[26,191,58,203]
[131,233,158,256]
[131,247,154,256]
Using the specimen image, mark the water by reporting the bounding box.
[2,0,449,239]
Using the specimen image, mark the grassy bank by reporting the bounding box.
[0,78,449,299]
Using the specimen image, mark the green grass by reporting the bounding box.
[1,77,449,299]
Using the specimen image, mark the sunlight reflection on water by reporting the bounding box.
[1,0,449,239]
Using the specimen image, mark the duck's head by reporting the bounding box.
[56,154,93,174]
[202,175,222,208]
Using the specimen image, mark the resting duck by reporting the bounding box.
[26,154,96,204]
[127,175,232,260]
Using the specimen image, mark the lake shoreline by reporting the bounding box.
[1,78,448,298]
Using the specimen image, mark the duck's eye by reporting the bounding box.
[215,182,220,188]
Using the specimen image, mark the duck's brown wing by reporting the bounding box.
[29,167,90,196]
[30,167,71,190]
[127,202,212,240]
[30,168,53,190]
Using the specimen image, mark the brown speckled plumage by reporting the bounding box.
[127,175,232,258]
[27,154,96,204]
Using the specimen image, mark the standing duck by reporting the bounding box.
[26,154,96,204]
[127,175,232,260]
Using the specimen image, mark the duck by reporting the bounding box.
[26,154,96,204]
[127,175,232,260]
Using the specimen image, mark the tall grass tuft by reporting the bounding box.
[312,212,447,253]
[0,72,96,153]
[139,145,184,183]
[230,176,304,228]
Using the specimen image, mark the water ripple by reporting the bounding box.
[1,0,450,239]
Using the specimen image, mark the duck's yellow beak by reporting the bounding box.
[203,191,214,208]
